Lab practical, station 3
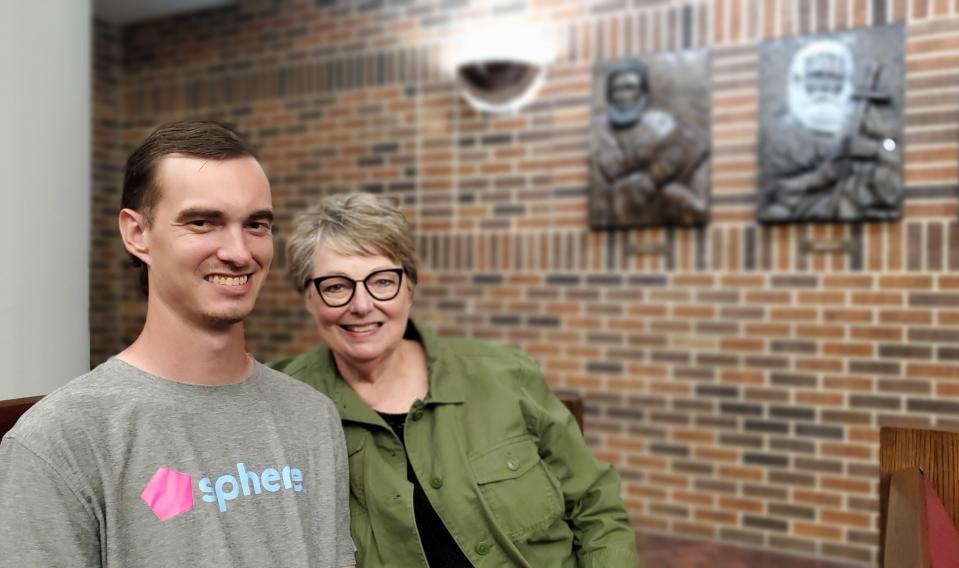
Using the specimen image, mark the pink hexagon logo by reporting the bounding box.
[140,467,194,521]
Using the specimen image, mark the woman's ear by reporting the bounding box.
[118,208,151,266]
[304,288,319,319]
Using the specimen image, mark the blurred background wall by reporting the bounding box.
[0,0,90,399]
[89,0,959,564]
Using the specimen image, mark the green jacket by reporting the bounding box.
[271,321,640,568]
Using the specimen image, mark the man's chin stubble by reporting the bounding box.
[199,311,248,330]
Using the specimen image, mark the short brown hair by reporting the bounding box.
[286,193,418,294]
[121,120,258,292]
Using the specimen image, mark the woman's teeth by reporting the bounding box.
[343,323,380,332]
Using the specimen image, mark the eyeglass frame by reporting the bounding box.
[305,267,405,308]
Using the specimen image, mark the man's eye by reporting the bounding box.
[188,220,210,228]
[248,221,272,233]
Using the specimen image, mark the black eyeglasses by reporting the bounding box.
[306,268,404,308]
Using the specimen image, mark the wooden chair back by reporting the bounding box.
[559,395,584,432]
[0,396,42,439]
[880,427,959,565]
[0,395,582,438]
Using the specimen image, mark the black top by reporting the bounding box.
[377,411,473,568]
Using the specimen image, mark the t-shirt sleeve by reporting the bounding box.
[328,406,356,567]
[0,437,101,567]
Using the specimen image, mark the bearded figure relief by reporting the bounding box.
[758,26,904,223]
[588,52,711,229]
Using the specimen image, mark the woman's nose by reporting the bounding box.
[347,283,374,314]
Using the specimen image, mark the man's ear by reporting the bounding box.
[118,208,151,266]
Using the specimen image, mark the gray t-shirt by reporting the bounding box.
[0,358,355,567]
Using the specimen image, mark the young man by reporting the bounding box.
[0,121,355,568]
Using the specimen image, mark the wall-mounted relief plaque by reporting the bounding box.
[588,50,711,229]
[758,25,904,223]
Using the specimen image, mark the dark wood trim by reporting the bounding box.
[0,395,582,439]
[880,426,959,562]
[0,395,43,439]
[559,395,584,432]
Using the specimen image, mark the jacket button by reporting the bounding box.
[506,459,519,471]
[411,409,424,421]
[430,477,443,489]
[475,541,490,555]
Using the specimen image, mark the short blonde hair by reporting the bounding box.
[286,193,418,293]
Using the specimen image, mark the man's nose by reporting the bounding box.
[217,226,253,267]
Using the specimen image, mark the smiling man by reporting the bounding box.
[0,121,355,568]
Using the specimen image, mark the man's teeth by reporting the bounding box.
[343,323,380,332]
[207,275,249,286]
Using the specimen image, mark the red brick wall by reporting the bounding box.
[91,19,128,365]
[91,0,959,564]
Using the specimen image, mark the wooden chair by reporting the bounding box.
[0,396,42,439]
[880,427,959,567]
[1,395,577,439]
[559,395,584,432]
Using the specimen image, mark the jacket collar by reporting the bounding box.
[416,321,465,405]
[315,319,465,426]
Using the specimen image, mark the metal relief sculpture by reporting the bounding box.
[588,51,711,229]
[758,26,904,223]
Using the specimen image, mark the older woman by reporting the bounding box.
[271,193,640,568]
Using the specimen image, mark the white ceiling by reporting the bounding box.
[94,0,236,25]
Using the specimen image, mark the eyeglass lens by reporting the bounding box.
[316,269,402,306]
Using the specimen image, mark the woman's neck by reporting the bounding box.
[336,339,429,413]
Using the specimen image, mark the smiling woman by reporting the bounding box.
[271,193,641,568]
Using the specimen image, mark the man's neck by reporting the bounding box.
[117,306,252,386]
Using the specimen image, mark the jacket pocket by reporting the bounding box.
[470,436,564,539]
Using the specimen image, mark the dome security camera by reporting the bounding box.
[447,20,554,114]
[455,59,546,114]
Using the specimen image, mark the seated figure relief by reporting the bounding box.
[589,58,710,229]
[759,32,903,223]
